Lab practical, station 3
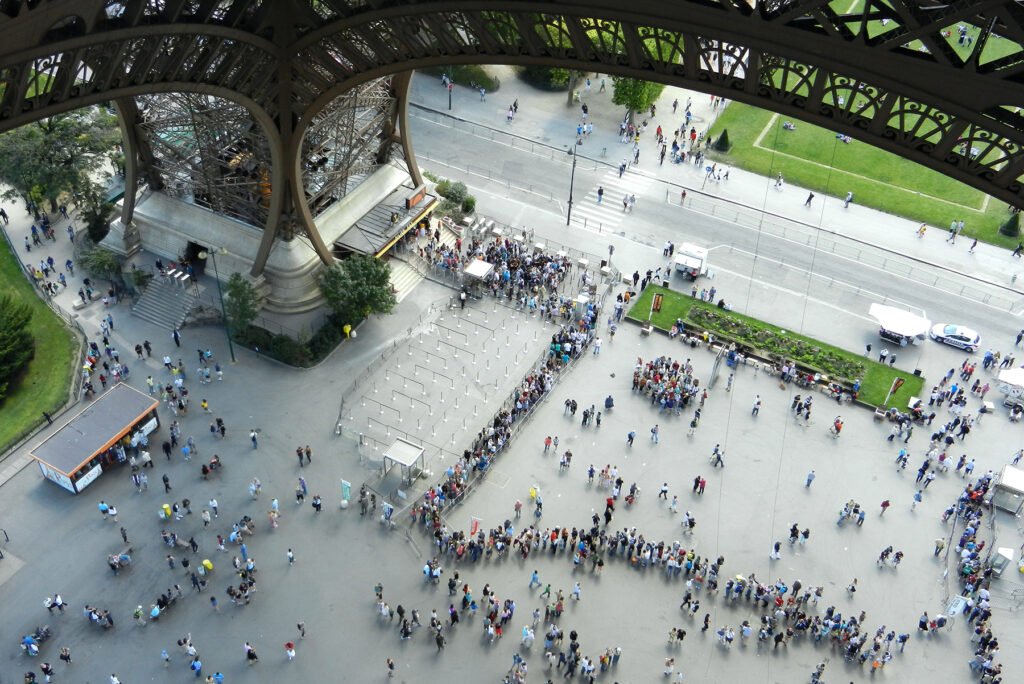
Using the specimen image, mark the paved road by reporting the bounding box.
[409,111,1024,375]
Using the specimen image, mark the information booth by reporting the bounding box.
[30,383,160,494]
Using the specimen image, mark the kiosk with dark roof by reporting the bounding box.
[30,383,160,494]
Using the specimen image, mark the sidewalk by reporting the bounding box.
[409,68,1024,296]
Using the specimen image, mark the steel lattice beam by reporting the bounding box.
[0,0,1023,275]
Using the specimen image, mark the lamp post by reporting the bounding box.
[198,249,237,364]
[566,139,579,227]
[448,82,453,111]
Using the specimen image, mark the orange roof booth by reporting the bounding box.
[30,383,160,494]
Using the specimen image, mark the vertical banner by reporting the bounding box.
[892,377,905,394]
[470,517,480,536]
[340,479,352,502]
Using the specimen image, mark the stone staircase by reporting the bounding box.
[131,276,197,330]
[388,257,425,303]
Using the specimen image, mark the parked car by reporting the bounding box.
[929,323,980,352]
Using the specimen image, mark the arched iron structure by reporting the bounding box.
[2,0,1024,275]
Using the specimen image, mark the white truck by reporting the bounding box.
[673,243,709,280]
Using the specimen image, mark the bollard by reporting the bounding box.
[373,382,378,394]
[455,397,460,409]
[436,340,441,352]
[463,417,468,431]
[534,330,538,341]
[462,366,467,377]
[447,329,452,340]
[440,391,445,403]
[516,324,520,335]
[361,398,367,407]
[502,320,506,330]
[385,371,391,381]
[457,318,461,328]
[474,405,478,417]
[417,419,421,431]
[408,346,413,356]
[486,358,491,370]
[443,411,448,423]
[476,371,481,382]
[413,366,419,376]
[506,336,510,347]
[505,365,509,378]
[419,334,424,344]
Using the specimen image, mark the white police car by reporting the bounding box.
[929,324,980,353]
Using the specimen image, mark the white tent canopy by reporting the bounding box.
[868,304,931,338]
[998,367,1024,397]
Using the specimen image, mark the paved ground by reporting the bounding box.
[0,69,1021,683]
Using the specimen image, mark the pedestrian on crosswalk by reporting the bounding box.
[597,186,604,203]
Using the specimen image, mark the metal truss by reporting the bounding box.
[2,1,1024,276]
[135,92,272,228]
[302,78,401,219]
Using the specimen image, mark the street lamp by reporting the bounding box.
[197,249,237,364]
[566,139,579,227]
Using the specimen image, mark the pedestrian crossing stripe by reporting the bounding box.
[571,168,656,230]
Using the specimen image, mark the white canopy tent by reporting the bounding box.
[997,367,1024,398]
[868,303,931,346]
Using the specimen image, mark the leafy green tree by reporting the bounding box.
[0,294,35,402]
[318,255,396,323]
[78,242,122,282]
[611,77,666,115]
[78,194,116,243]
[224,272,260,333]
[0,108,121,212]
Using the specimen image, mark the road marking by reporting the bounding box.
[572,167,657,231]
[713,239,1020,315]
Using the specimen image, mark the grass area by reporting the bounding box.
[707,103,1016,248]
[0,241,78,453]
[626,285,924,409]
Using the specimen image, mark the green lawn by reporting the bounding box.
[627,285,923,409]
[707,102,1015,247]
[0,241,78,453]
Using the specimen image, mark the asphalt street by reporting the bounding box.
[409,110,1024,382]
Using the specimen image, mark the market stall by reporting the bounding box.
[30,383,160,494]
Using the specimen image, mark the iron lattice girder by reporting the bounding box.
[303,79,401,217]
[135,92,273,227]
[0,0,1023,215]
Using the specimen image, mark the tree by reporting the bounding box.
[78,242,122,282]
[78,194,116,243]
[611,77,666,116]
[0,294,35,402]
[713,129,731,152]
[224,272,260,334]
[1000,212,1020,237]
[0,108,120,212]
[318,255,396,323]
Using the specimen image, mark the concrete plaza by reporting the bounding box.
[0,69,1021,684]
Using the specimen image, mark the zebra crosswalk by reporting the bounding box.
[571,166,657,232]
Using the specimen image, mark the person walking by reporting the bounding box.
[162,474,171,493]
[880,499,891,515]
[805,470,815,487]
[250,430,258,449]
[751,395,761,416]
[912,490,923,510]
[386,658,396,678]
[650,424,659,444]
[804,191,814,207]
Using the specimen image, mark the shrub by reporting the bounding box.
[519,66,570,90]
[420,65,500,92]
[461,195,477,215]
